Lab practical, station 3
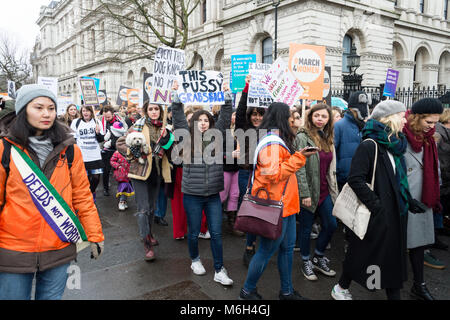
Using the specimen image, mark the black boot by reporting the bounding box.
[410,282,435,300]
[228,211,244,236]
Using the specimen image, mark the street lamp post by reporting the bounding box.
[343,43,362,101]
[272,0,281,60]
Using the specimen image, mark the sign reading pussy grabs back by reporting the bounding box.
[177,70,224,106]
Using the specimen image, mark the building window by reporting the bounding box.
[445,0,449,19]
[262,37,273,64]
[202,0,207,24]
[342,34,353,73]
[420,0,425,13]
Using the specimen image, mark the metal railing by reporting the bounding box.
[332,85,449,109]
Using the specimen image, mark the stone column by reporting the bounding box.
[422,64,440,87]
[396,60,415,88]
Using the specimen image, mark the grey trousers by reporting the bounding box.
[131,176,161,238]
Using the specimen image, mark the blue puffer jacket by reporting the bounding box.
[334,112,362,186]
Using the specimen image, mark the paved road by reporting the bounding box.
[63,182,450,301]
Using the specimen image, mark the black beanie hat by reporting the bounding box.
[411,98,444,115]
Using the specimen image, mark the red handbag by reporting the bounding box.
[234,177,289,240]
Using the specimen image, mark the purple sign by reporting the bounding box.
[382,69,399,98]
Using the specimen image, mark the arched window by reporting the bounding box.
[262,37,273,64]
[342,34,353,73]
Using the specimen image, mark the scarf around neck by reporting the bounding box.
[363,119,409,216]
[402,111,440,210]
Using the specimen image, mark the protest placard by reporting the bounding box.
[38,77,58,97]
[143,73,153,103]
[57,95,74,116]
[79,78,99,106]
[260,58,304,107]
[116,85,130,107]
[289,43,325,100]
[98,90,108,107]
[177,70,224,106]
[231,54,256,92]
[7,81,16,99]
[247,63,273,108]
[323,66,331,106]
[150,46,185,104]
[382,68,399,98]
[127,89,140,106]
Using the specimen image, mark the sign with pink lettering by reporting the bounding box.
[260,58,304,107]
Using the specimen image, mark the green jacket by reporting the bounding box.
[294,129,339,213]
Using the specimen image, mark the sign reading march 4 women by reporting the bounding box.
[177,70,224,106]
[150,46,185,104]
[289,43,325,100]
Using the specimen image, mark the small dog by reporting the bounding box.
[125,132,150,164]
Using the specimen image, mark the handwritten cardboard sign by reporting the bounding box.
[289,43,325,100]
[247,63,273,108]
[150,46,185,104]
[260,58,304,107]
[79,78,99,105]
[177,70,224,106]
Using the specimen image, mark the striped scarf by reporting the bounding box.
[363,119,409,216]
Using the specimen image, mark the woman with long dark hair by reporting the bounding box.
[0,84,104,300]
[236,74,266,267]
[127,102,174,261]
[239,102,316,300]
[71,105,105,201]
[295,103,339,282]
[171,83,234,286]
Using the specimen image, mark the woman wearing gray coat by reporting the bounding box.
[403,98,444,300]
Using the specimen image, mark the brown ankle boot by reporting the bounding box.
[143,237,155,261]
[148,234,159,246]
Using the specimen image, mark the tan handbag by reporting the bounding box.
[332,139,378,240]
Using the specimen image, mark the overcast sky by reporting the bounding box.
[0,0,52,51]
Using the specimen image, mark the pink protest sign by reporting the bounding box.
[260,58,304,107]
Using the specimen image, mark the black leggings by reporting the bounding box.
[409,246,425,284]
[88,174,101,194]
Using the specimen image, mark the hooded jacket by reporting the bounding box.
[0,125,104,273]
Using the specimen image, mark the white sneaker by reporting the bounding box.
[118,201,126,211]
[199,230,211,239]
[331,284,353,300]
[191,260,206,275]
[124,201,128,209]
[214,267,233,286]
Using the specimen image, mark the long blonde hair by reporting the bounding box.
[378,112,405,141]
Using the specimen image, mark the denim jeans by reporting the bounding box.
[238,169,257,247]
[243,214,296,295]
[0,263,70,300]
[155,185,167,219]
[183,193,224,272]
[297,194,337,260]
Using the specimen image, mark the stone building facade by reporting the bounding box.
[31,0,450,105]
